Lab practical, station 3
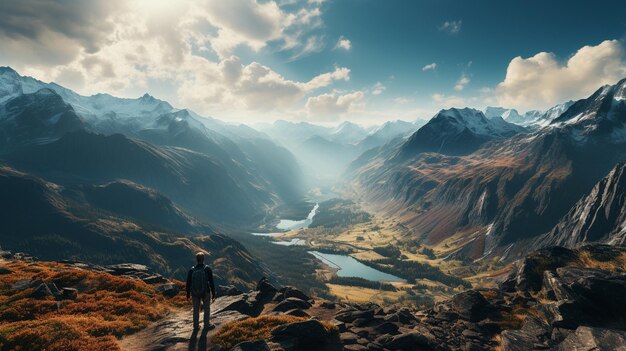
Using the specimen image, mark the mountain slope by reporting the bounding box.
[5,131,268,224]
[351,79,626,261]
[0,89,84,150]
[534,162,626,248]
[0,165,268,285]
[398,108,526,158]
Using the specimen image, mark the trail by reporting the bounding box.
[119,299,244,351]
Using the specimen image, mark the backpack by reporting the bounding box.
[190,265,208,298]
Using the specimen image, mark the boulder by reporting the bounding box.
[282,286,310,302]
[272,297,311,313]
[217,285,243,297]
[271,319,339,348]
[283,309,310,318]
[500,330,538,351]
[381,331,429,351]
[154,283,179,298]
[320,301,336,309]
[557,326,626,351]
[374,322,399,335]
[142,275,168,285]
[107,263,149,275]
[230,340,271,351]
[335,309,375,323]
[451,290,490,322]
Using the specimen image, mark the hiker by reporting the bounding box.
[186,252,217,330]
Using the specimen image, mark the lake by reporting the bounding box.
[308,251,404,282]
[276,203,319,230]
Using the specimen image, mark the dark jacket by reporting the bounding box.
[186,264,216,299]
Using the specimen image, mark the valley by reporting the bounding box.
[2,66,626,350]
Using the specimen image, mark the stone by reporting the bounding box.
[557,326,626,351]
[107,263,149,275]
[340,332,359,344]
[335,309,374,323]
[283,309,310,318]
[382,331,429,351]
[271,319,339,347]
[271,297,311,312]
[282,286,310,302]
[62,287,78,300]
[142,275,167,284]
[154,283,179,298]
[451,290,490,322]
[374,322,399,335]
[501,330,538,351]
[217,285,243,297]
[230,340,271,351]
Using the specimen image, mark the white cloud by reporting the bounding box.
[371,82,386,95]
[454,74,470,91]
[439,20,462,34]
[305,91,364,116]
[335,37,351,50]
[0,0,349,121]
[431,93,474,108]
[422,63,437,71]
[495,40,626,110]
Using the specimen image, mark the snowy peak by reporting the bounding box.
[432,108,524,137]
[549,78,626,141]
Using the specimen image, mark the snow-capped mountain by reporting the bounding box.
[357,120,418,150]
[398,107,527,157]
[484,102,575,128]
[329,121,369,144]
[551,79,626,141]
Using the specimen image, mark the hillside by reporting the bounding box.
[0,166,268,286]
[3,244,625,350]
[350,79,626,261]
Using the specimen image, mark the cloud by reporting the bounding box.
[371,82,386,95]
[422,63,437,71]
[439,20,462,34]
[0,0,347,121]
[454,74,470,91]
[335,37,351,50]
[495,39,626,110]
[305,91,364,116]
[179,57,350,111]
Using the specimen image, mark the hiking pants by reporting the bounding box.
[192,294,210,328]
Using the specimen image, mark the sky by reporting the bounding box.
[1,0,626,125]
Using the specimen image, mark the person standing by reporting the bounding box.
[186,252,216,330]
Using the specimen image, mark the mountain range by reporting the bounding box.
[350,78,626,261]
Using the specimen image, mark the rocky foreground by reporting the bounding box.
[2,244,626,351]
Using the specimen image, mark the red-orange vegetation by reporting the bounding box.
[0,260,180,351]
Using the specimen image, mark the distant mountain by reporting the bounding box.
[534,162,626,248]
[5,130,268,225]
[351,78,626,261]
[295,135,361,181]
[0,67,306,225]
[357,120,418,151]
[0,166,268,285]
[484,102,575,128]
[328,121,369,144]
[0,88,84,150]
[398,108,526,158]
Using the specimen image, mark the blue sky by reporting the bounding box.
[1,0,625,124]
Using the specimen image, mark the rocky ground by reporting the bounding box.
[3,244,626,350]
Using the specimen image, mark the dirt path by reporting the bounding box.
[119,306,237,351]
